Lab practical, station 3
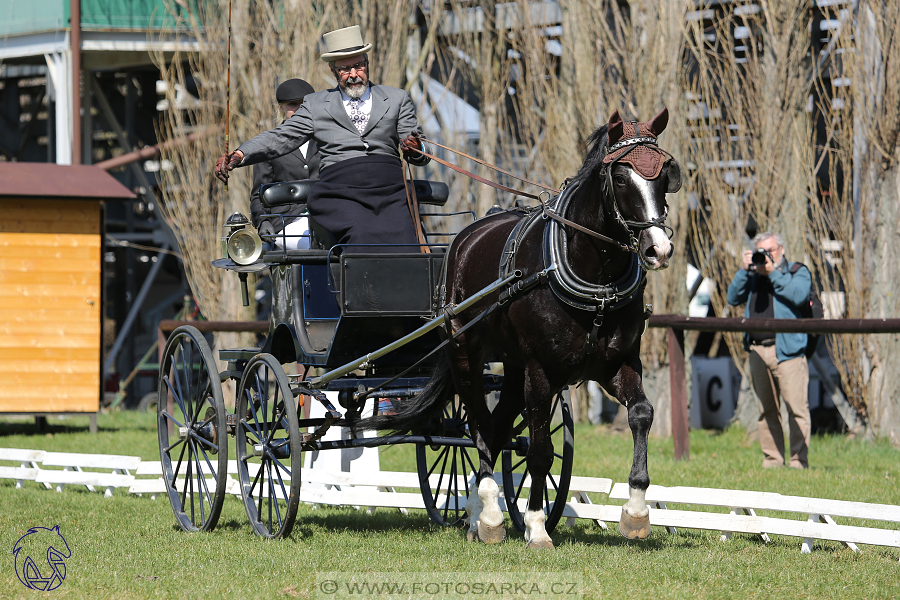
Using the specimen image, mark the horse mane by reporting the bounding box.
[572,124,609,185]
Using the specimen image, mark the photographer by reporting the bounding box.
[727,232,812,469]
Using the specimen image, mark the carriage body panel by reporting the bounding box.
[261,250,444,370]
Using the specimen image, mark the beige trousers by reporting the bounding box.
[748,344,810,468]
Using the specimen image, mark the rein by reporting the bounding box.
[538,194,633,253]
[406,145,545,200]
[406,142,634,252]
[421,137,560,194]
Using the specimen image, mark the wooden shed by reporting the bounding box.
[0,163,134,431]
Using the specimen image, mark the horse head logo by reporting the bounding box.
[13,525,71,591]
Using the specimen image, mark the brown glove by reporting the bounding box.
[400,133,423,156]
[214,150,243,182]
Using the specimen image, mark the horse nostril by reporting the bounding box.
[667,244,674,258]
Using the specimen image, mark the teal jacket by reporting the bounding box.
[726,259,811,362]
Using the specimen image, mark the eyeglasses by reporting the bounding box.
[334,60,368,75]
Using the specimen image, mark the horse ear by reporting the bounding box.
[649,108,669,135]
[607,111,623,144]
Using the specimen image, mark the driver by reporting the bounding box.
[215,25,429,252]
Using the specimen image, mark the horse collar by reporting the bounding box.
[542,183,646,313]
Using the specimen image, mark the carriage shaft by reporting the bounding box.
[308,272,520,388]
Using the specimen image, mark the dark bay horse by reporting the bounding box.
[363,109,680,548]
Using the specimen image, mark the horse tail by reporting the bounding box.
[355,356,456,436]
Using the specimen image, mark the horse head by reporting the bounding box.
[597,108,679,270]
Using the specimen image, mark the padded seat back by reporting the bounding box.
[260,179,315,208]
[410,180,449,206]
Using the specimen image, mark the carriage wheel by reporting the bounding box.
[415,399,476,527]
[501,393,574,534]
[235,353,302,539]
[157,326,228,532]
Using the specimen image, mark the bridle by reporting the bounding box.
[596,131,676,266]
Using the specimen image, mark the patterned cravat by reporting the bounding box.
[348,98,368,134]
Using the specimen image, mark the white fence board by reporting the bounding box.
[35,470,134,489]
[609,483,900,523]
[41,452,141,471]
[0,448,45,463]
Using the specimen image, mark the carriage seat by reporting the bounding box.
[260,178,449,252]
[259,179,449,208]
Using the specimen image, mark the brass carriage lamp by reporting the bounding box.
[223,212,263,265]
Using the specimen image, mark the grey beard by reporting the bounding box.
[340,77,367,99]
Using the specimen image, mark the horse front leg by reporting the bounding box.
[607,358,653,540]
[521,361,555,550]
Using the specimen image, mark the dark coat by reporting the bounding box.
[249,140,320,232]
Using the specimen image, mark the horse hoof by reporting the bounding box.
[477,522,506,544]
[526,538,555,550]
[618,511,651,540]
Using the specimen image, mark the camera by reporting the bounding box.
[749,248,772,269]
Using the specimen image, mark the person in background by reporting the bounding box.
[727,231,812,469]
[250,78,320,250]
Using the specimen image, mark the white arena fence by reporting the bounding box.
[1,447,898,559]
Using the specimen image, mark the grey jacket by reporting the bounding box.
[237,84,428,171]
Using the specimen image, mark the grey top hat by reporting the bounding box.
[320,25,373,62]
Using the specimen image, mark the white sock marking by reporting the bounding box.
[478,477,503,528]
[524,509,550,544]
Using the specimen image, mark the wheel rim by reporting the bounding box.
[415,400,476,527]
[235,354,301,539]
[157,326,228,532]
[501,393,574,534]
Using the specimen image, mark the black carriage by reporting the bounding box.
[157,178,574,539]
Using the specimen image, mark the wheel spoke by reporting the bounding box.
[191,439,210,524]
[196,437,219,478]
[269,455,292,477]
[171,429,190,483]
[164,375,188,423]
[163,438,184,454]
[256,460,266,520]
[248,460,264,497]
[192,434,219,453]
[181,441,193,521]
[268,461,282,529]
[429,445,451,498]
[272,459,291,505]
[160,409,184,429]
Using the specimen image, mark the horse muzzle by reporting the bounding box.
[639,226,673,270]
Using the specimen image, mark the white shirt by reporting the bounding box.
[340,86,372,119]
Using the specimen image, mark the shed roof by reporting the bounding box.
[0,163,135,200]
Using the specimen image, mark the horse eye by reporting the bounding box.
[613,175,627,186]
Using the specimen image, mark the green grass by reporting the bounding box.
[0,412,898,599]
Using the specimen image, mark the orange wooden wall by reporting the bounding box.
[0,198,102,413]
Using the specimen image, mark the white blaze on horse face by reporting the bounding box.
[627,169,672,269]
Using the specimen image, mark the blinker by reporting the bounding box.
[665,159,682,194]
